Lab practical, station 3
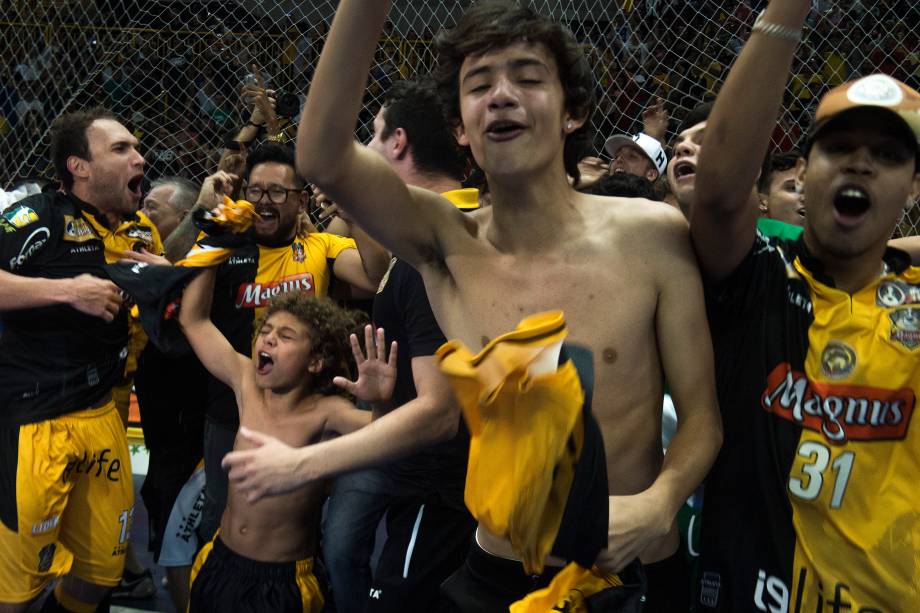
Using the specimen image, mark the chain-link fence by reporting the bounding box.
[2,1,919,232]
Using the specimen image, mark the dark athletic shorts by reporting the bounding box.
[189,534,323,613]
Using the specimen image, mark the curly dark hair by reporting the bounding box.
[254,293,367,396]
[433,0,595,184]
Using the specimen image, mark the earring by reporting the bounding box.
[566,121,573,131]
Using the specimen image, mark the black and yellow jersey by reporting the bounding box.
[699,232,920,612]
[0,192,162,425]
[206,232,356,424]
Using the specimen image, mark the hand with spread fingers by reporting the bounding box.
[333,324,397,403]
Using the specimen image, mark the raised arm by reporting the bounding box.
[164,171,235,262]
[692,0,810,279]
[296,0,459,268]
[332,220,391,293]
[178,267,249,389]
[222,355,458,503]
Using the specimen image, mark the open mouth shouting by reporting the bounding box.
[672,161,696,183]
[127,174,144,203]
[256,351,274,376]
[485,119,526,142]
[254,206,279,230]
[832,184,872,228]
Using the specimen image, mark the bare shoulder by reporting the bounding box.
[583,194,689,245]
[314,394,355,414]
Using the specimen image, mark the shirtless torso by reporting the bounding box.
[421,193,696,564]
[220,384,348,562]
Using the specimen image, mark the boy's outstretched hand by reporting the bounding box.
[333,324,397,403]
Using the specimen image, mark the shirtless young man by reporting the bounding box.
[224,1,722,609]
[179,268,396,612]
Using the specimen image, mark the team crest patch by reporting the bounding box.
[877,280,920,308]
[37,543,56,573]
[62,216,96,242]
[890,308,920,349]
[3,206,39,228]
[846,74,904,107]
[292,242,305,263]
[821,341,856,379]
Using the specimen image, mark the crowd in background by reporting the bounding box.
[2,0,920,192]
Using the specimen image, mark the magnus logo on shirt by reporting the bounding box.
[235,273,315,308]
[761,363,915,444]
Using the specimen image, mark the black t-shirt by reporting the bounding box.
[0,192,129,425]
[372,257,469,506]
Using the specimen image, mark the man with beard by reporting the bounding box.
[0,107,152,612]
[690,0,920,610]
[193,142,389,547]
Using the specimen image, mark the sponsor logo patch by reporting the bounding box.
[3,206,39,228]
[9,227,50,270]
[876,280,920,308]
[62,215,96,242]
[820,342,856,379]
[762,363,915,444]
[236,273,315,308]
[62,448,122,483]
[126,226,153,244]
[890,308,920,349]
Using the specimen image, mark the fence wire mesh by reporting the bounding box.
[2,1,919,232]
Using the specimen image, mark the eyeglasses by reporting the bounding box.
[244,185,301,205]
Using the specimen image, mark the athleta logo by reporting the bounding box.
[761,363,914,444]
[236,273,315,308]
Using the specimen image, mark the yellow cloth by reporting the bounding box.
[510,562,623,612]
[436,311,585,575]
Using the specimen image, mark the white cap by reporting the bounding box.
[604,132,668,176]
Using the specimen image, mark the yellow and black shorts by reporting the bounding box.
[0,400,134,603]
[189,532,323,613]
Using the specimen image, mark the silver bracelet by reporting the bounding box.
[752,11,802,44]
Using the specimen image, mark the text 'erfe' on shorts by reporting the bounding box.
[0,400,134,603]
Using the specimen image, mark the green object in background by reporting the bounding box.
[757,217,804,241]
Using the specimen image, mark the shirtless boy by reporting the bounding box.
[179,268,396,612]
[224,1,722,609]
